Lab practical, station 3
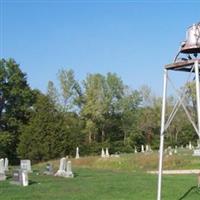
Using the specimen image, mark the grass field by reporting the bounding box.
[1,151,200,200]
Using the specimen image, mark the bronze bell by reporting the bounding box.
[180,22,200,54]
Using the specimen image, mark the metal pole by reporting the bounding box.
[195,61,200,139]
[157,69,168,200]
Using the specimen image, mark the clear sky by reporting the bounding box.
[1,0,200,95]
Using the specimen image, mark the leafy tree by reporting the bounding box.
[17,92,64,161]
[0,59,35,162]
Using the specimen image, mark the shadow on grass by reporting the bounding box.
[29,180,38,185]
[178,186,200,200]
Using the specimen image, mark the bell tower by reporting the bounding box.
[157,22,200,200]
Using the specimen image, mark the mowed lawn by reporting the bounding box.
[0,167,199,200]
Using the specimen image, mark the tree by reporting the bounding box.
[57,69,81,112]
[0,59,35,162]
[17,93,64,161]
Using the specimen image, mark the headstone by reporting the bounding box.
[105,148,109,157]
[193,149,200,156]
[55,157,73,178]
[174,149,177,154]
[66,161,74,178]
[146,145,149,152]
[20,160,32,173]
[169,150,173,156]
[43,163,54,175]
[101,148,105,158]
[141,145,144,153]
[4,158,8,171]
[0,159,6,181]
[10,169,28,186]
[21,170,29,186]
[75,147,80,159]
[189,141,192,150]
[134,147,137,154]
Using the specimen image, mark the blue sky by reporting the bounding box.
[1,0,200,95]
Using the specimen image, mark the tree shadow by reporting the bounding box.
[178,186,199,200]
[28,180,38,185]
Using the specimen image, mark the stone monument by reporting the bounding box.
[101,148,105,158]
[4,158,8,171]
[55,157,74,178]
[0,159,6,181]
[75,147,80,159]
[141,145,144,153]
[105,148,109,157]
[43,163,54,175]
[11,169,28,186]
[20,160,32,173]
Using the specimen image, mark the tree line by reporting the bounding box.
[0,59,198,163]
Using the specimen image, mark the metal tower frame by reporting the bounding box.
[157,59,200,200]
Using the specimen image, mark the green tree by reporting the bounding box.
[0,59,35,162]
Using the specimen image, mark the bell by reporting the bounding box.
[180,23,200,54]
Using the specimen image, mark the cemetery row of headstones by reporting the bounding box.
[134,145,153,153]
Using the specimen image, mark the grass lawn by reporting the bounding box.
[1,151,200,200]
[0,167,200,200]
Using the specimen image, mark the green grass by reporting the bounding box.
[1,151,200,200]
[0,168,200,200]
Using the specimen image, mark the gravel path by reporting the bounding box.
[148,169,200,174]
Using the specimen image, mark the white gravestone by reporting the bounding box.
[105,148,110,157]
[0,159,6,181]
[75,147,80,159]
[20,160,32,173]
[193,149,200,156]
[21,170,29,186]
[134,147,137,154]
[4,158,8,171]
[141,145,144,153]
[101,148,105,158]
[169,150,173,156]
[189,141,192,150]
[66,161,74,178]
[11,169,28,186]
[55,157,74,178]
[146,145,149,152]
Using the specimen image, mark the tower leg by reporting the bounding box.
[195,61,200,139]
[157,69,168,200]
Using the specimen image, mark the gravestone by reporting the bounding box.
[66,161,74,178]
[134,147,137,154]
[43,163,54,175]
[141,145,144,153]
[105,148,109,157]
[169,150,173,156]
[0,159,6,181]
[20,160,32,172]
[75,147,80,159]
[146,145,149,152]
[174,146,178,154]
[11,169,28,186]
[101,148,105,158]
[193,149,200,156]
[4,158,8,171]
[55,157,74,178]
[55,157,66,176]
[189,141,192,150]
